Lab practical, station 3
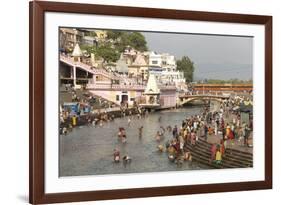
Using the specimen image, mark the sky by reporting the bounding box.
[141,32,253,81]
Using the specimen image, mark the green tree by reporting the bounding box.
[128,32,148,52]
[88,31,97,37]
[176,56,195,83]
[116,32,131,52]
[109,31,148,52]
[96,44,120,63]
[106,30,123,40]
[80,44,97,54]
[80,44,120,63]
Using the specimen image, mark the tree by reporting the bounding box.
[106,30,123,40]
[116,32,131,52]
[127,32,148,52]
[80,44,120,63]
[88,31,97,37]
[176,56,195,83]
[80,44,97,54]
[110,31,148,52]
[96,44,120,63]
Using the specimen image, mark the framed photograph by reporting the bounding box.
[29,1,272,204]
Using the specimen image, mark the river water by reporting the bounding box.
[59,106,206,177]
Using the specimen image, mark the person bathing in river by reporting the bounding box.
[123,155,132,163]
[118,127,123,139]
[138,126,143,138]
[157,144,165,152]
[182,120,186,128]
[113,149,120,162]
[155,131,161,142]
[159,126,165,136]
[127,118,131,126]
[172,125,178,138]
[157,127,166,141]
[122,134,127,143]
[118,127,126,142]
[166,125,172,132]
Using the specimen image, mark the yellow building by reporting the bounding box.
[95,30,107,40]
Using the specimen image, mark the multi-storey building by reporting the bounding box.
[147,52,186,90]
[148,51,162,67]
[59,28,84,52]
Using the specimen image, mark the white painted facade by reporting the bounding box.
[161,53,177,71]
[148,51,162,67]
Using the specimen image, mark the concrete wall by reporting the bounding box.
[160,90,177,108]
[89,90,143,106]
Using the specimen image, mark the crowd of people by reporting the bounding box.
[150,95,253,166]
[59,87,149,136]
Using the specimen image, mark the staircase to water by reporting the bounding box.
[185,138,253,169]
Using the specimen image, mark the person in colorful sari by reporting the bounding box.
[215,148,222,164]
[226,124,231,139]
[190,131,196,145]
[210,144,217,162]
[220,139,225,156]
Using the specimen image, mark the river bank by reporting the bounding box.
[60,103,206,132]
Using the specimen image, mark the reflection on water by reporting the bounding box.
[60,107,205,176]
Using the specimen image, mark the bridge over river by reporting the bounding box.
[178,94,230,106]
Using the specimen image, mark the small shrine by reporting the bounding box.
[140,74,161,108]
[72,43,83,62]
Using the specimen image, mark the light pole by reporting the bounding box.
[203,84,205,95]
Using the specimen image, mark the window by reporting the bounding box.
[116,95,120,101]
[152,60,158,64]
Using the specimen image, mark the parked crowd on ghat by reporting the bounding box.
[59,88,146,136]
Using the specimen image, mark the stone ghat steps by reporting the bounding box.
[196,138,253,162]
[185,143,250,168]
[185,138,253,169]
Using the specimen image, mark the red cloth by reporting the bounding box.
[228,130,234,140]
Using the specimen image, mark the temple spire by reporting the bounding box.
[145,74,160,94]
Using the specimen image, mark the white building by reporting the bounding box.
[161,69,186,90]
[147,52,186,90]
[148,52,176,69]
[161,53,177,71]
[148,51,162,67]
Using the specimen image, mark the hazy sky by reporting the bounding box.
[142,32,253,80]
